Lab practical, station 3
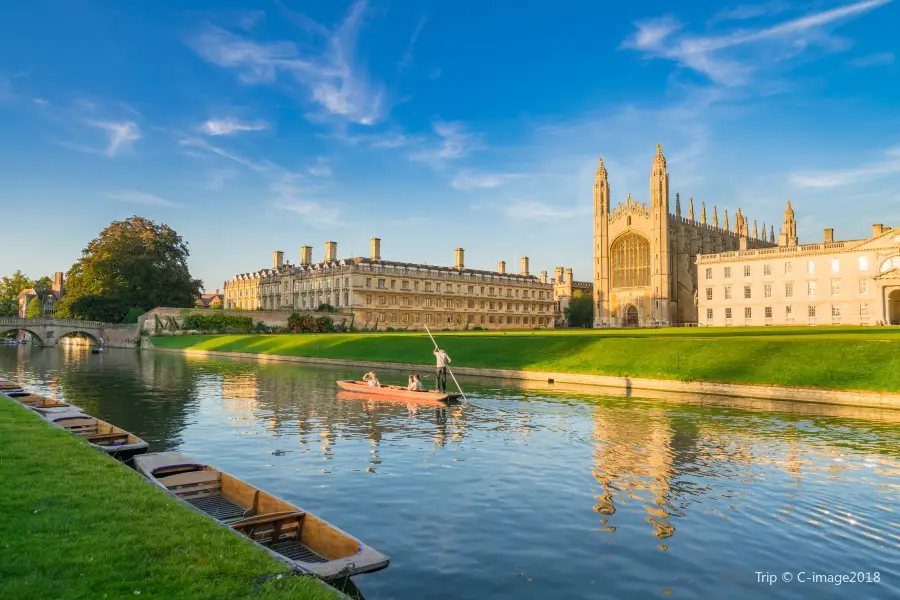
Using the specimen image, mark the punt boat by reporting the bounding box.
[0,381,23,391]
[12,393,82,415]
[336,380,460,402]
[45,411,149,462]
[134,451,390,581]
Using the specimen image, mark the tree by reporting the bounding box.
[33,276,53,290]
[25,297,43,319]
[564,295,594,328]
[55,216,202,322]
[0,271,34,317]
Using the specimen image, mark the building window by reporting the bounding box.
[807,260,816,274]
[785,262,792,274]
[859,279,868,295]
[831,279,840,296]
[859,256,868,271]
[468,286,474,294]
[425,282,432,291]
[744,307,752,319]
[445,299,452,309]
[706,308,713,320]
[807,281,816,297]
[785,282,793,298]
[480,315,486,324]
[725,286,732,300]
[377,279,386,289]
[611,233,651,288]
[706,288,713,301]
[861,303,868,317]
[414,281,420,290]
[830,304,841,318]
[379,296,387,306]
[724,267,732,279]
[446,284,453,292]
[831,259,840,273]
[744,286,751,299]
[705,268,712,280]
[425,298,433,307]
[765,306,773,318]
[763,264,771,276]
[764,284,772,298]
[402,281,409,290]
[808,305,816,318]
[743,265,751,277]
[725,308,732,319]
[365,278,371,288]
[786,305,793,318]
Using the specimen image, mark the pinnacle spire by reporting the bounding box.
[713,206,719,228]
[701,201,707,224]
[675,193,682,217]
[688,197,695,221]
[770,225,775,244]
[724,209,730,231]
[753,220,758,239]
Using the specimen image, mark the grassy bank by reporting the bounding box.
[151,327,900,392]
[0,398,341,600]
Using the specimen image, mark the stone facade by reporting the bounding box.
[593,144,777,327]
[224,241,555,330]
[17,272,65,317]
[552,267,593,326]
[698,223,900,326]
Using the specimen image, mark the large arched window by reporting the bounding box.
[611,233,651,288]
[880,255,900,273]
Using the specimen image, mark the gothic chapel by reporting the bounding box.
[592,144,790,326]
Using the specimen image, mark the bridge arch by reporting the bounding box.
[0,326,44,346]
[57,330,101,345]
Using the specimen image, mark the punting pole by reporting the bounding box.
[423,323,468,404]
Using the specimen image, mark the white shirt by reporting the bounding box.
[434,350,450,368]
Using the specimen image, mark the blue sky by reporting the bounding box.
[1,0,898,291]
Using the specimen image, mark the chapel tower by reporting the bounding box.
[650,143,672,324]
[593,157,611,325]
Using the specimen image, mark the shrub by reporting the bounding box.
[25,298,42,319]
[181,313,253,334]
[122,307,145,324]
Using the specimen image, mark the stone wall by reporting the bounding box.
[138,307,354,334]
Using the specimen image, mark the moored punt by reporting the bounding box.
[134,451,390,581]
[45,411,149,462]
[336,380,460,402]
[0,381,23,391]
[12,393,82,415]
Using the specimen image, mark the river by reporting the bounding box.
[2,346,899,600]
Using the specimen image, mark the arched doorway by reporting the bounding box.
[624,305,639,327]
[889,290,900,325]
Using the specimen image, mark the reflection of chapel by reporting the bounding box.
[592,144,781,327]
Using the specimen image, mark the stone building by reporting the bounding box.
[552,267,594,326]
[17,272,65,318]
[593,144,778,327]
[698,222,900,326]
[224,239,555,330]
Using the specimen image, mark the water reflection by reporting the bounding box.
[3,347,900,600]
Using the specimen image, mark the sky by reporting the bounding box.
[1,0,898,291]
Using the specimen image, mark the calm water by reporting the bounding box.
[3,346,900,600]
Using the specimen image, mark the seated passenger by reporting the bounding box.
[407,376,417,391]
[411,374,425,391]
[363,371,380,387]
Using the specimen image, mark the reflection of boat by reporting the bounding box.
[10,393,82,415]
[44,412,149,462]
[337,380,460,402]
[134,452,390,581]
[91,349,101,355]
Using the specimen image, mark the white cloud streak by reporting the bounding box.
[410,121,479,168]
[87,120,141,157]
[397,16,427,72]
[789,147,900,188]
[846,51,895,67]
[451,171,524,191]
[201,118,267,135]
[108,190,178,207]
[502,200,590,220]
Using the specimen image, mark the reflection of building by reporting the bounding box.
[699,222,900,326]
[593,145,778,327]
[17,272,65,317]
[552,267,593,326]
[224,240,555,330]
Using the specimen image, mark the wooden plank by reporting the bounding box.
[159,470,221,488]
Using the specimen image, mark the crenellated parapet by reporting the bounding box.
[609,193,650,222]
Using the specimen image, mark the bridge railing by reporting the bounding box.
[0,317,115,328]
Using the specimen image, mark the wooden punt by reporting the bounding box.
[336,380,460,402]
[134,451,390,581]
[12,393,82,415]
[45,411,149,462]
[0,381,23,391]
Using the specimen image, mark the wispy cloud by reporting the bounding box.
[451,171,523,191]
[623,0,894,85]
[108,190,178,207]
[179,137,269,172]
[308,157,332,177]
[189,0,386,125]
[410,121,480,169]
[501,200,589,220]
[846,51,895,67]
[789,146,900,188]
[270,173,340,227]
[201,118,267,135]
[709,2,788,25]
[87,120,141,157]
[397,16,427,72]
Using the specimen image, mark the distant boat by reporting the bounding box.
[336,380,460,402]
[134,451,390,581]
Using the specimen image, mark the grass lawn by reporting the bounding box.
[0,398,341,600]
[151,326,900,392]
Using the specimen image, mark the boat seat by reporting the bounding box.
[85,432,130,443]
[58,419,99,435]
[160,470,222,500]
[231,511,305,545]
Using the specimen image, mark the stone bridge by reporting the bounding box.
[0,317,141,348]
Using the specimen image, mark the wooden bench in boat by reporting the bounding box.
[230,511,328,564]
[56,418,100,436]
[85,432,131,444]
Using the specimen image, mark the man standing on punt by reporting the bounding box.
[433,347,452,393]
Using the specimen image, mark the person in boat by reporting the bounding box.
[363,371,380,387]
[407,374,425,392]
[433,347,451,393]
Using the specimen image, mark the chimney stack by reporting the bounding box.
[273,251,284,270]
[521,256,529,276]
[455,248,465,270]
[540,271,547,284]
[370,238,381,261]
[873,224,884,238]
[52,272,64,294]
[498,261,506,274]
[824,228,834,244]
[565,267,573,283]
[300,246,312,266]
[324,241,337,262]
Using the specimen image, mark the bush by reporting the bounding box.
[122,307,145,324]
[181,313,253,334]
[25,298,42,319]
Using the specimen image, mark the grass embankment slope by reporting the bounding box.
[152,326,900,392]
[0,399,340,600]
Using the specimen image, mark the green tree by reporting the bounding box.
[56,216,202,322]
[564,294,594,328]
[33,276,53,290]
[25,297,43,319]
[0,271,35,317]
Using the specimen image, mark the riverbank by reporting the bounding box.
[150,328,900,394]
[0,398,341,600]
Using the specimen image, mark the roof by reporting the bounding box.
[17,288,60,301]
